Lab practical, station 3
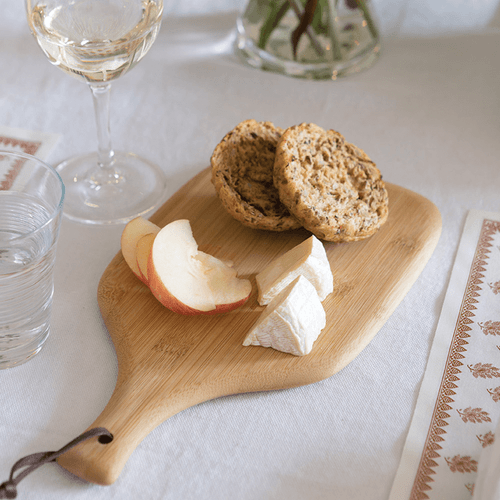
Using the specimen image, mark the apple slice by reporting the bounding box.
[147,219,252,315]
[121,216,161,282]
[136,233,156,284]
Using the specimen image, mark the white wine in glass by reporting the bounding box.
[26,0,166,224]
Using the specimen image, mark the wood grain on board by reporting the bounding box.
[57,167,442,485]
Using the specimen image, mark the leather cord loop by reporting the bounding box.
[0,427,113,499]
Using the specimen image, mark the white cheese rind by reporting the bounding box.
[243,275,326,356]
[255,235,333,306]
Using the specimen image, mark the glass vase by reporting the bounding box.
[234,0,381,80]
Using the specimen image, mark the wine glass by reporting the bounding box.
[26,0,166,224]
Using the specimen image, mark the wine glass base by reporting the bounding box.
[57,151,167,225]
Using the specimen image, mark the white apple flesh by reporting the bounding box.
[121,217,161,283]
[136,233,156,284]
[147,220,252,315]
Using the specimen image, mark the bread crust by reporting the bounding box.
[273,123,389,242]
[211,120,301,232]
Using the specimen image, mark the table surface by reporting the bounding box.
[1,1,499,499]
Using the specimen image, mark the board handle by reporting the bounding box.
[56,376,197,485]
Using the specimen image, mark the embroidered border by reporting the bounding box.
[0,136,42,190]
[410,219,500,499]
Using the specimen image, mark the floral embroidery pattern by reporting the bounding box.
[487,386,500,402]
[489,280,500,294]
[410,219,500,500]
[476,431,495,448]
[445,455,478,473]
[478,320,500,336]
[468,363,500,379]
[457,407,491,424]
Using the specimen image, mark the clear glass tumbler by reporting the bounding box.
[0,151,65,369]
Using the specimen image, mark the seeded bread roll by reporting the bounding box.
[274,123,389,242]
[211,120,301,232]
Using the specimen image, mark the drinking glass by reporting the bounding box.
[0,151,64,369]
[25,0,166,224]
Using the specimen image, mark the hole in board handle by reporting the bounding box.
[98,434,114,444]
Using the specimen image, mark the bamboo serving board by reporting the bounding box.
[58,167,442,485]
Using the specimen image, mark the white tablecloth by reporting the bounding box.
[1,1,500,499]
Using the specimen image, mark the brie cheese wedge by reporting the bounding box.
[256,235,333,306]
[243,275,326,356]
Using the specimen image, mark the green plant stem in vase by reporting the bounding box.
[235,0,381,79]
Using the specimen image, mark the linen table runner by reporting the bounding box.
[389,210,500,500]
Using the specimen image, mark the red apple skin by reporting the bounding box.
[134,264,149,286]
[136,271,148,286]
[147,251,251,316]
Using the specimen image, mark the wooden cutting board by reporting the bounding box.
[57,167,442,485]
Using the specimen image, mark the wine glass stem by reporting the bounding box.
[89,83,115,171]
